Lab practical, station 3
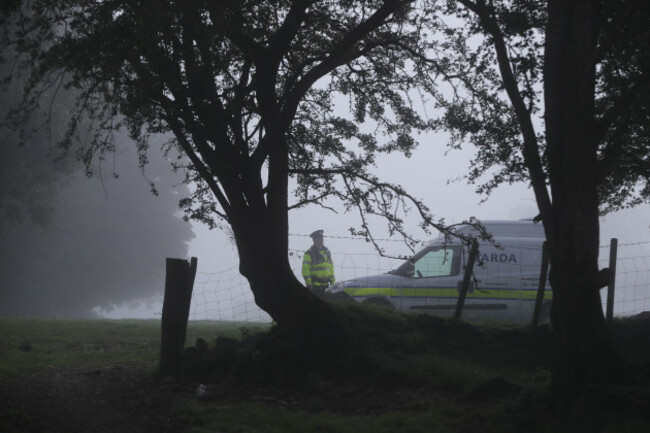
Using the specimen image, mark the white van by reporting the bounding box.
[327,220,551,324]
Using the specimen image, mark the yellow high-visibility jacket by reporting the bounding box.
[301,246,335,287]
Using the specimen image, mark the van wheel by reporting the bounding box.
[362,298,395,309]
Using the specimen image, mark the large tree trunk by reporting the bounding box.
[234,220,357,363]
[544,0,631,416]
[547,220,628,415]
[226,123,357,363]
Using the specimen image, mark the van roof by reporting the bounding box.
[472,220,545,238]
[434,220,546,242]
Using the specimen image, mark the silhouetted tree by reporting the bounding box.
[415,0,650,415]
[2,1,453,354]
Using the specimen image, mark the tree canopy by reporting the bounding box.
[2,0,465,351]
[415,0,650,213]
[2,1,454,247]
[409,0,650,415]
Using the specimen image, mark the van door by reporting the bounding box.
[404,244,462,314]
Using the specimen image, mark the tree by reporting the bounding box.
[3,1,456,355]
[0,40,77,226]
[416,0,650,415]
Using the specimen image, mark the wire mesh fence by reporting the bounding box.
[600,242,650,317]
[188,235,650,324]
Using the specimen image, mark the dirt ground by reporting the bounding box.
[4,314,649,433]
[0,360,484,433]
[0,362,455,433]
[0,362,189,433]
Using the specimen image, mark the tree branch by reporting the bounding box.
[458,0,553,234]
[164,113,231,221]
[266,0,313,68]
[284,0,413,123]
[289,166,449,236]
[288,190,338,211]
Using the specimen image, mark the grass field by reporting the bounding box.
[0,318,268,377]
[1,311,649,433]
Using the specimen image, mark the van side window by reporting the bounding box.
[414,247,460,278]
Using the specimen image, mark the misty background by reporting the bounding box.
[0,131,194,318]
[1,38,649,321]
[3,122,649,320]
[0,57,194,317]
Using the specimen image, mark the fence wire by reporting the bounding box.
[189,236,650,323]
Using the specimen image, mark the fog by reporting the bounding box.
[0,133,194,318]
[3,105,648,320]
[3,133,648,320]
[97,137,650,321]
[2,40,648,321]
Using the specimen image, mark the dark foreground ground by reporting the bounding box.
[2,310,650,433]
[0,359,544,433]
[0,362,186,433]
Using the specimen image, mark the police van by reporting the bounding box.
[327,220,551,324]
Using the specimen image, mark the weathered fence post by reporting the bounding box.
[159,257,197,378]
[454,239,479,320]
[532,241,550,326]
[606,238,618,322]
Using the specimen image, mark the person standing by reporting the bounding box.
[301,229,335,296]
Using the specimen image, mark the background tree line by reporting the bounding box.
[0,23,194,317]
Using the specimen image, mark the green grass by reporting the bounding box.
[170,304,563,433]
[1,312,649,433]
[0,318,269,379]
[331,302,555,392]
[0,319,156,377]
[186,320,270,345]
[177,400,460,433]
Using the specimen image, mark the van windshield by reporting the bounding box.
[389,245,461,277]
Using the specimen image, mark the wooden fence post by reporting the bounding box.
[532,241,550,326]
[454,239,479,320]
[159,257,197,378]
[606,238,618,322]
